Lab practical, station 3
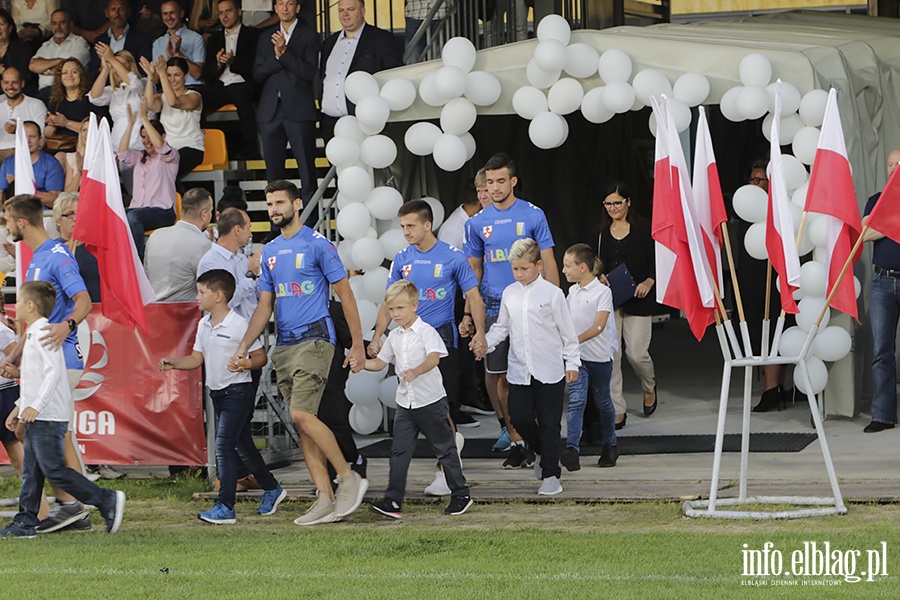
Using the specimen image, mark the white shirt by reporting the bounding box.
[377,316,448,409]
[437,204,471,250]
[197,242,259,320]
[17,317,71,422]
[321,23,363,118]
[0,96,47,150]
[219,24,245,86]
[281,19,298,44]
[193,309,262,391]
[89,72,148,151]
[567,277,618,363]
[485,275,581,385]
[161,91,204,151]
[108,24,130,53]
[34,33,91,90]
[0,321,17,389]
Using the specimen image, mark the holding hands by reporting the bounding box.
[158,357,176,371]
[272,31,287,58]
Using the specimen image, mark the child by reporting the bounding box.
[1,281,125,538]
[160,269,286,524]
[0,303,23,477]
[353,280,472,519]
[561,244,618,471]
[480,238,581,496]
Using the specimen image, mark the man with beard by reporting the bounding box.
[232,179,368,526]
[0,68,47,163]
[29,10,91,104]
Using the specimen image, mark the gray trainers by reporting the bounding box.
[63,513,92,532]
[537,476,563,496]
[36,503,87,534]
[533,453,542,480]
[334,471,368,518]
[293,496,337,526]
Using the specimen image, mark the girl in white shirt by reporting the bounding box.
[483,238,580,497]
[562,243,619,472]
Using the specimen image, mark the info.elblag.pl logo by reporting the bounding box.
[741,541,888,586]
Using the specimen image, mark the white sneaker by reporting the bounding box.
[537,476,563,496]
[424,470,451,496]
[455,432,465,469]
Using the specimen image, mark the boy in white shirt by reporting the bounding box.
[561,244,619,471]
[479,239,581,496]
[160,269,286,524]
[353,280,472,519]
[2,281,125,538]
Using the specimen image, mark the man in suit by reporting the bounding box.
[319,0,402,142]
[202,0,260,159]
[254,0,319,203]
[87,0,153,81]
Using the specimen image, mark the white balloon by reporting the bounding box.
[404,121,442,156]
[378,375,399,409]
[813,326,852,362]
[557,116,569,148]
[854,276,861,299]
[547,78,584,115]
[526,59,560,89]
[792,126,820,166]
[632,69,672,105]
[365,186,404,220]
[325,135,360,168]
[345,371,381,407]
[529,111,566,150]
[344,71,380,104]
[349,403,382,434]
[512,86,548,120]
[440,97,477,135]
[630,94,645,112]
[534,39,567,72]
[564,43,599,79]
[648,111,658,137]
[794,356,828,396]
[799,261,827,298]
[603,81,635,114]
[419,73,446,107]
[719,86,744,122]
[808,213,828,247]
[597,48,632,83]
[781,113,804,145]
[536,14,570,44]
[434,65,468,99]
[351,236,385,272]
[423,196,445,229]
[380,78,417,111]
[765,81,801,116]
[334,115,365,143]
[441,37,477,72]
[363,226,378,239]
[737,85,770,120]
[791,182,809,208]
[733,184,768,224]
[338,240,358,270]
[355,95,390,133]
[337,165,373,202]
[335,191,355,210]
[379,228,407,259]
[432,134,468,171]
[779,326,808,357]
[796,296,830,331]
[779,154,809,191]
[460,131,476,161]
[739,53,772,87]
[673,72,710,107]
[669,98,692,133]
[581,87,614,124]
[744,222,768,260]
[799,89,828,127]
[465,71,502,106]
[359,135,397,169]
[361,266,390,304]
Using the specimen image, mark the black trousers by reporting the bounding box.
[437,345,461,424]
[509,379,564,479]
[258,100,318,202]
[202,82,258,143]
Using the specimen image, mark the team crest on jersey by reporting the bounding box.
[516,222,524,235]
[267,256,277,271]
[295,253,304,269]
[483,226,492,239]
[401,264,412,277]
[433,264,443,277]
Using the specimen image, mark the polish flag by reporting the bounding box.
[863,149,900,244]
[692,105,728,290]
[74,115,154,333]
[14,119,35,289]
[764,81,801,314]
[804,89,862,321]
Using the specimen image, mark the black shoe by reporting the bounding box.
[752,386,785,413]
[35,503,87,534]
[864,421,895,433]
[598,444,619,468]
[559,447,581,472]
[101,491,126,534]
[444,495,473,516]
[615,413,627,431]
[502,445,527,469]
[643,386,658,417]
[351,454,368,480]
[62,513,92,532]
[460,396,494,416]
[370,499,402,519]
[524,447,536,468]
[454,412,481,428]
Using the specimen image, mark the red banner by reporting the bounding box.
[0,303,205,466]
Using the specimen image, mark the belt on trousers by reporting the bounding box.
[875,265,900,279]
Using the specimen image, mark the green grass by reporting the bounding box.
[1,474,898,599]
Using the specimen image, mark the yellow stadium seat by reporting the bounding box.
[193,129,229,172]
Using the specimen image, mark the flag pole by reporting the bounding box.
[815,226,867,327]
[771,209,811,356]
[762,260,773,358]
[720,223,745,322]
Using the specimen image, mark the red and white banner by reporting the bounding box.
[0,303,205,466]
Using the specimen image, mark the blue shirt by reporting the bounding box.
[0,151,65,193]
[259,227,347,346]
[864,192,900,270]
[152,26,206,87]
[387,239,479,347]
[25,238,88,369]
[464,199,555,315]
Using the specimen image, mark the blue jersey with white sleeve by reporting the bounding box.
[387,240,479,347]
[463,199,555,316]
[259,227,347,346]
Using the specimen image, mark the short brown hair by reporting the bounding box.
[4,194,44,227]
[216,207,246,237]
[484,153,515,178]
[197,269,235,302]
[182,187,213,217]
[384,279,417,305]
[264,179,300,201]
[566,243,603,276]
[397,199,432,224]
[19,281,56,318]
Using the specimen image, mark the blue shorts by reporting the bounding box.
[0,385,19,442]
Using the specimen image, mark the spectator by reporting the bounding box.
[151,0,205,89]
[89,47,147,151]
[28,9,90,103]
[55,115,86,192]
[11,0,56,43]
[201,0,259,160]
[60,0,109,44]
[0,9,37,97]
[144,186,213,301]
[118,99,178,258]
[0,67,47,162]
[142,54,204,185]
[87,0,152,81]
[134,1,167,39]
[43,58,94,153]
[52,191,100,301]
[0,120,64,207]
[319,0,402,141]
[187,0,218,36]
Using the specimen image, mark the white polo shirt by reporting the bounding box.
[33,33,91,90]
[0,96,47,150]
[567,277,618,363]
[193,309,263,391]
[377,316,447,409]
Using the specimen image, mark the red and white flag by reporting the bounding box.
[13,119,35,289]
[866,163,900,244]
[804,88,862,321]
[764,81,801,314]
[74,115,154,334]
[692,105,729,290]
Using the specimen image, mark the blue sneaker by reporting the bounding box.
[492,427,511,452]
[0,522,36,539]
[198,502,236,525]
[257,485,287,516]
